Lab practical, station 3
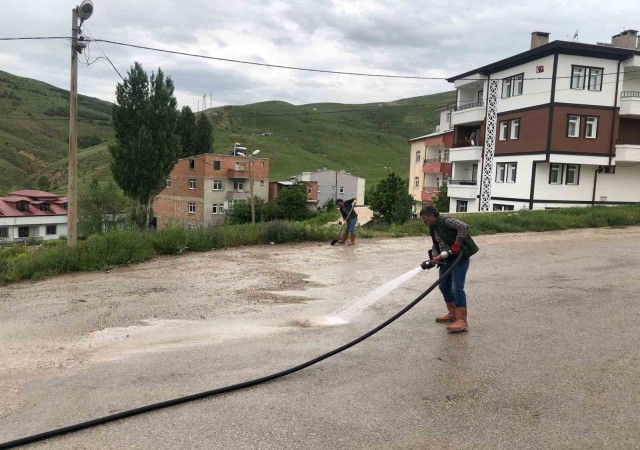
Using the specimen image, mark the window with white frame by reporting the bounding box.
[212,180,223,190]
[212,204,224,214]
[493,204,514,211]
[188,203,196,214]
[496,162,517,183]
[235,162,245,171]
[456,200,468,212]
[165,178,171,188]
[510,118,520,140]
[499,121,509,140]
[549,164,563,184]
[567,115,580,138]
[501,73,524,98]
[339,186,344,194]
[414,177,419,188]
[585,116,598,139]
[571,65,603,91]
[565,164,580,185]
[46,225,57,235]
[233,180,244,191]
[415,150,421,163]
[188,179,196,189]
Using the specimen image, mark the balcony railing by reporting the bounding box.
[423,186,439,192]
[455,101,484,111]
[448,179,478,185]
[621,91,640,98]
[424,157,450,164]
[227,169,249,179]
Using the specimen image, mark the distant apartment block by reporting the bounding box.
[0,190,68,242]
[414,29,640,212]
[153,153,270,229]
[408,106,454,214]
[289,169,365,207]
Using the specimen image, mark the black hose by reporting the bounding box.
[0,254,462,449]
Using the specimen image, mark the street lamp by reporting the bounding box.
[237,149,261,224]
[67,0,94,247]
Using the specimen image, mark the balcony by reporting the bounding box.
[447,179,479,200]
[619,91,640,117]
[451,101,485,126]
[423,159,452,176]
[449,146,482,162]
[227,169,249,179]
[421,186,440,202]
[227,191,250,200]
[615,139,640,162]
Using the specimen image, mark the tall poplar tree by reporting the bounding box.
[194,112,214,154]
[109,62,181,228]
[176,105,196,157]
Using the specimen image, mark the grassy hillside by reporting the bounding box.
[0,69,455,194]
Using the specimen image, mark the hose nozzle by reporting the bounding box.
[421,260,436,270]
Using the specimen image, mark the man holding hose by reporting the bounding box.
[420,205,479,333]
[336,198,358,246]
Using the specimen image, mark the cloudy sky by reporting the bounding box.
[1,0,638,110]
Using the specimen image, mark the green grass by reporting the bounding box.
[2,205,639,284]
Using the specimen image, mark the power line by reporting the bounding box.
[83,27,125,81]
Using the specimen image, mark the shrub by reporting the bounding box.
[151,227,188,255]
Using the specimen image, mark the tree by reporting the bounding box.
[276,183,311,221]
[109,63,181,229]
[368,172,414,224]
[227,198,266,224]
[37,176,51,191]
[194,113,213,154]
[78,179,129,235]
[176,106,196,158]
[433,181,450,213]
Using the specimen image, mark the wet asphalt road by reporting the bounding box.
[1,227,640,449]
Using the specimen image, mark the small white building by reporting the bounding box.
[290,169,365,207]
[0,190,68,242]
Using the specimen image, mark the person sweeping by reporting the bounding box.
[420,205,479,333]
[336,198,358,246]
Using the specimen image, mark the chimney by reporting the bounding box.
[611,29,638,49]
[531,31,550,49]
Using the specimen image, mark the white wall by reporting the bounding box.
[554,55,619,106]
[0,216,67,241]
[596,165,640,202]
[492,55,555,112]
[535,162,597,202]
[491,154,539,200]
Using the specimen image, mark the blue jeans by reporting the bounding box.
[345,217,357,235]
[438,257,470,307]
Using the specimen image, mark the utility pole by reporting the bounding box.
[67,0,93,247]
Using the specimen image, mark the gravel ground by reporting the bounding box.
[1,227,639,449]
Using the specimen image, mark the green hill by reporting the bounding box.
[0,69,455,194]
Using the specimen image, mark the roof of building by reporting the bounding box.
[0,190,68,218]
[447,40,639,82]
[408,129,454,142]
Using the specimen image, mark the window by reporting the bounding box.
[415,151,421,163]
[549,164,563,184]
[502,74,524,98]
[189,159,195,169]
[308,187,312,194]
[414,177,420,188]
[38,203,50,211]
[213,160,221,170]
[18,227,29,238]
[339,186,344,194]
[493,204,515,211]
[235,162,245,171]
[571,66,603,91]
[565,164,580,185]
[165,178,171,188]
[456,200,468,212]
[585,116,598,139]
[16,202,28,212]
[212,204,224,214]
[212,180,223,191]
[233,180,244,191]
[499,121,509,140]
[567,115,580,138]
[46,225,57,235]
[496,162,517,183]
[188,179,196,189]
[188,203,196,214]
[510,119,520,140]
[260,181,264,186]
[0,228,8,238]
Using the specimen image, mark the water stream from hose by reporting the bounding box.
[323,266,424,325]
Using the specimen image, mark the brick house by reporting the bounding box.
[441,30,640,212]
[0,190,68,242]
[153,153,270,229]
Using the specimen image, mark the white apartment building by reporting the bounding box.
[444,30,640,212]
